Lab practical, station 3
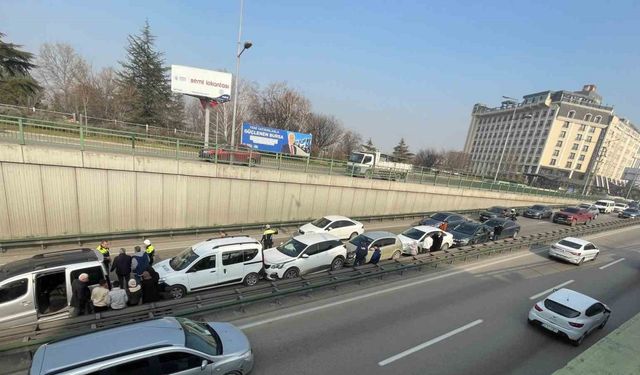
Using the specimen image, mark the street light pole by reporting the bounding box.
[230,0,245,148]
[493,96,519,183]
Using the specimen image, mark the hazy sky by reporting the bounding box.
[1,0,639,152]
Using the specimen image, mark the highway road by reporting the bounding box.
[211,222,640,375]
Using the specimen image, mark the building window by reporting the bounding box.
[572,143,579,150]
[556,140,563,147]
[560,131,566,138]
[586,136,592,142]
[576,134,583,141]
[594,115,602,123]
[579,124,586,131]
[563,121,570,128]
[582,145,589,152]
[589,126,596,133]
[567,110,576,118]
[579,154,585,161]
[569,152,576,159]
[584,113,592,122]
[576,163,582,169]
[565,161,572,168]
[553,150,559,156]
[550,159,557,166]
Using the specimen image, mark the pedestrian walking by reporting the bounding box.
[96,240,111,272]
[261,225,278,249]
[107,280,128,310]
[69,273,90,317]
[141,271,160,303]
[126,279,143,306]
[131,246,149,283]
[110,248,132,288]
[369,245,382,265]
[354,241,368,266]
[143,239,156,266]
[91,279,110,313]
[439,219,449,232]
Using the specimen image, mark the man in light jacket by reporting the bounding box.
[108,280,128,310]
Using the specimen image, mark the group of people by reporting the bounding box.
[69,240,161,316]
[354,241,381,266]
[409,231,445,255]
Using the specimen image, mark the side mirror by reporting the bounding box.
[201,359,209,371]
[301,254,310,258]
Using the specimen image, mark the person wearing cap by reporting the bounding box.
[96,240,111,272]
[143,239,156,265]
[126,279,143,306]
[70,273,90,316]
[261,224,278,249]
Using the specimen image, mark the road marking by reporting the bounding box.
[378,319,484,367]
[237,249,545,330]
[599,258,625,270]
[529,280,574,300]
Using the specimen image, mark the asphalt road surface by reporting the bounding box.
[217,222,640,375]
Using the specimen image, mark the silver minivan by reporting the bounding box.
[0,249,108,328]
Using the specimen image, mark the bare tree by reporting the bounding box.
[305,113,344,156]
[248,82,311,131]
[35,43,87,112]
[413,148,441,168]
[442,151,471,171]
[334,130,362,159]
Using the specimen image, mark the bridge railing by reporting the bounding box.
[0,114,591,200]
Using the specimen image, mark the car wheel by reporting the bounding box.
[391,250,401,260]
[243,272,260,286]
[512,231,519,239]
[577,257,585,266]
[168,285,186,300]
[599,315,609,329]
[349,232,358,240]
[441,243,449,251]
[331,257,345,271]
[571,334,585,346]
[283,267,300,279]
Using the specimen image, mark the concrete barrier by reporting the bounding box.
[0,144,580,239]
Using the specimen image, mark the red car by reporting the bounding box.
[199,145,261,165]
[552,207,594,226]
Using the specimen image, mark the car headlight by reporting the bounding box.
[271,263,285,269]
[458,239,469,245]
[158,278,166,283]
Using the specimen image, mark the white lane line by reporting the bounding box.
[238,249,544,330]
[378,319,484,367]
[529,280,574,300]
[599,258,625,270]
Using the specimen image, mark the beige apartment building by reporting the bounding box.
[464,85,640,185]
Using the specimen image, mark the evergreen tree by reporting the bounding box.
[0,33,41,104]
[361,138,377,152]
[392,138,414,163]
[117,21,177,127]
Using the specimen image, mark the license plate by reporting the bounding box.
[542,323,558,333]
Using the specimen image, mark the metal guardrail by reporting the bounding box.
[0,216,635,353]
[0,114,594,201]
[0,205,561,252]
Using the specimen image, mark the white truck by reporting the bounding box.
[347,151,413,180]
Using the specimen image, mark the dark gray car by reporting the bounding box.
[618,208,640,219]
[450,222,493,247]
[479,206,513,222]
[523,205,553,219]
[419,212,467,228]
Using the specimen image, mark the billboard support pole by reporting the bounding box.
[204,103,210,148]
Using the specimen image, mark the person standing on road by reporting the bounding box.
[369,245,381,265]
[91,279,110,313]
[131,246,149,283]
[432,232,444,251]
[421,235,434,254]
[261,225,278,249]
[70,273,90,317]
[96,240,111,273]
[107,280,128,310]
[141,271,160,303]
[143,239,156,266]
[354,241,369,266]
[110,248,132,288]
[439,219,449,232]
[126,279,143,306]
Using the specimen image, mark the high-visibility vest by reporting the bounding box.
[263,229,277,236]
[96,245,110,257]
[145,245,155,254]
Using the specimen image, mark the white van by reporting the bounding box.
[154,236,263,299]
[0,249,108,328]
[594,200,615,213]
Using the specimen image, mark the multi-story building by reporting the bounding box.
[464,85,640,186]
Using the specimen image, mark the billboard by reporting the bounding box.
[241,123,312,157]
[171,65,232,101]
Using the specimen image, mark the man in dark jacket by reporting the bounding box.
[70,273,90,316]
[141,271,160,303]
[369,245,382,265]
[110,248,132,288]
[432,232,444,252]
[354,241,369,267]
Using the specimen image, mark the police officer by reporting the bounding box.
[96,240,111,271]
[144,239,156,266]
[261,225,278,249]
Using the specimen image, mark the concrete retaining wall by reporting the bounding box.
[0,144,580,239]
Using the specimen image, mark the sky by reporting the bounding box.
[1,0,639,152]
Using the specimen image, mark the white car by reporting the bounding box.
[263,233,346,280]
[398,225,454,255]
[298,215,364,240]
[548,237,599,265]
[612,203,628,213]
[528,288,611,346]
[154,236,263,299]
[593,200,615,213]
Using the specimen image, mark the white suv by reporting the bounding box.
[154,236,263,299]
[298,215,364,240]
[263,233,347,279]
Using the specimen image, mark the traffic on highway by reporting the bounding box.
[1,200,638,374]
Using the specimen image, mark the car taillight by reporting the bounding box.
[569,322,584,328]
[534,304,543,312]
[569,251,581,256]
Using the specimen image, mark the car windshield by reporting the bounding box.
[311,217,331,228]
[277,238,308,257]
[563,207,580,214]
[170,248,199,271]
[430,213,449,221]
[177,317,221,356]
[487,207,504,213]
[454,222,478,235]
[595,201,610,206]
[483,219,504,227]
[348,153,365,163]
[557,239,582,249]
[615,203,626,207]
[625,209,640,213]
[544,299,580,318]
[578,204,590,209]
[401,228,426,240]
[530,205,545,210]
[349,234,373,248]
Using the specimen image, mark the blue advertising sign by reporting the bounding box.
[241,123,313,156]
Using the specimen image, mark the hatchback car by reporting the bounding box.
[618,208,640,218]
[528,288,610,346]
[523,205,553,219]
[612,202,628,213]
[418,212,466,228]
[398,225,454,255]
[345,231,402,264]
[548,237,599,265]
[298,215,364,240]
[449,222,493,247]
[29,317,254,374]
[263,233,346,279]
[482,218,521,240]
